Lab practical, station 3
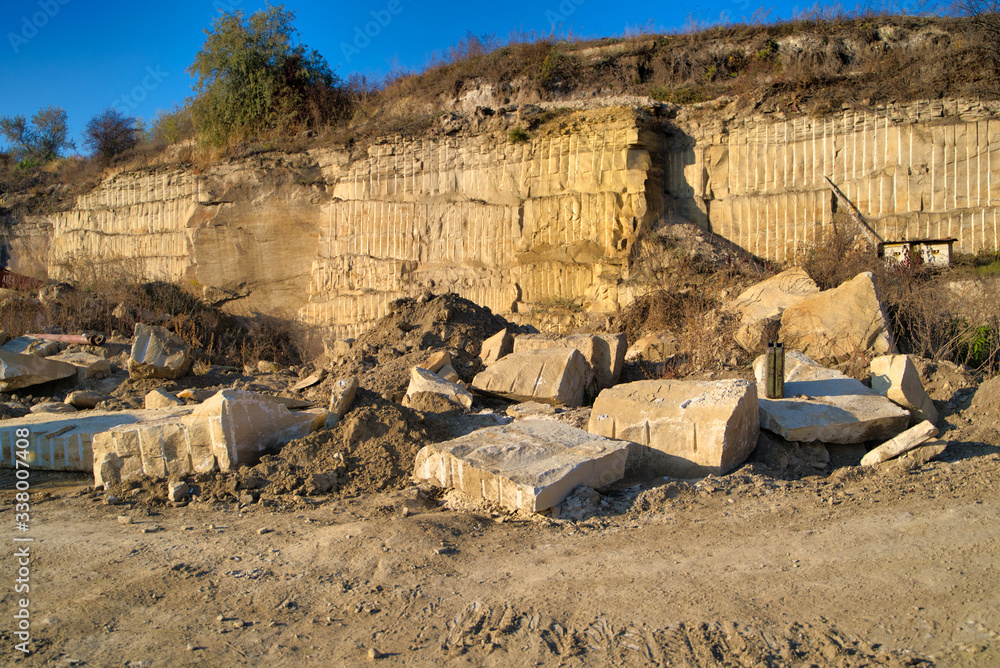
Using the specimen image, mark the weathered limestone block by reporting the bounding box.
[514,333,626,390]
[780,272,894,363]
[418,350,452,374]
[65,390,106,409]
[754,352,910,443]
[403,367,473,410]
[479,328,514,366]
[93,390,327,486]
[588,379,759,478]
[47,352,111,383]
[625,333,678,362]
[193,390,327,472]
[0,350,77,391]
[728,267,819,352]
[31,402,76,414]
[472,348,591,407]
[870,354,938,423]
[329,376,359,419]
[0,408,189,472]
[128,324,193,380]
[412,420,629,513]
[145,388,184,410]
[1,336,60,357]
[861,420,939,466]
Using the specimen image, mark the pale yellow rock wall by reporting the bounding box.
[670,99,1000,263]
[15,100,1000,337]
[301,113,650,337]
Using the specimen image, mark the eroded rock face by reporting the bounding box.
[128,324,193,380]
[588,379,759,478]
[412,420,629,513]
[472,348,592,407]
[780,272,894,363]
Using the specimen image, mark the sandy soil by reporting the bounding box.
[1,417,998,667]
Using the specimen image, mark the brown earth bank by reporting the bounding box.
[0,424,997,667]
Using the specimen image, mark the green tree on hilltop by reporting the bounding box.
[188,4,349,146]
[0,106,74,164]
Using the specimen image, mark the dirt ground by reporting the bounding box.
[1,398,998,667]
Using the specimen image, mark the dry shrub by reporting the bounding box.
[5,255,311,369]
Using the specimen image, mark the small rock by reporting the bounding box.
[30,402,77,414]
[65,390,106,409]
[104,494,122,506]
[368,648,383,660]
[142,525,161,534]
[257,528,272,535]
[168,481,190,503]
[117,515,133,525]
[144,388,184,410]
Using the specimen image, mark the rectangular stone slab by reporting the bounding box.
[754,353,910,444]
[0,408,191,472]
[93,390,328,486]
[412,420,628,513]
[472,348,592,407]
[588,379,759,478]
[0,350,78,391]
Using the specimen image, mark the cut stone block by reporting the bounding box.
[93,390,327,486]
[588,379,759,478]
[145,388,184,410]
[1,336,60,357]
[870,354,938,423]
[753,352,910,444]
[404,367,473,410]
[0,350,78,391]
[861,420,939,466]
[514,333,626,390]
[780,271,894,363]
[128,324,193,380]
[480,328,514,366]
[0,408,190,472]
[728,267,819,352]
[47,352,112,383]
[472,348,591,407]
[412,420,629,513]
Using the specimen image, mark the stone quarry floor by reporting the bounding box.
[2,435,999,667]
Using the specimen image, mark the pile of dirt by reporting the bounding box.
[314,292,515,404]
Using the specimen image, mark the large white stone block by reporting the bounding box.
[412,420,628,513]
[588,379,759,478]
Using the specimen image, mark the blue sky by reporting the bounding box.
[0,0,927,154]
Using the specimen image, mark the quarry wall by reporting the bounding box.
[7,99,1000,336]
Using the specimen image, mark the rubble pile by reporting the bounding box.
[0,268,995,518]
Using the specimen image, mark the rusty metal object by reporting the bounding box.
[26,332,107,346]
[765,342,785,399]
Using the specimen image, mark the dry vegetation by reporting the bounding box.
[0,259,312,370]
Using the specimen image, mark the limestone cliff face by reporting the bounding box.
[9,99,1000,334]
[666,99,1000,264]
